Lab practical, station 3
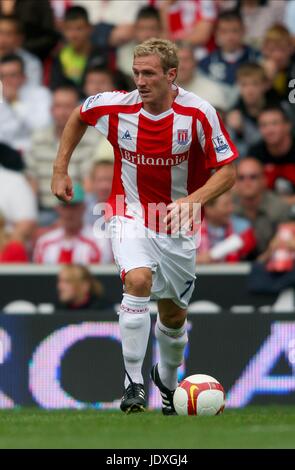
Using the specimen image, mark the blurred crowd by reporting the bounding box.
[0,0,295,291]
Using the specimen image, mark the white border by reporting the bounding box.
[0,263,251,276]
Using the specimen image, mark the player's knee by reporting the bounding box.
[124,269,152,296]
[160,310,187,330]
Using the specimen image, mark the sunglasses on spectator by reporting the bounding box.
[237,174,261,181]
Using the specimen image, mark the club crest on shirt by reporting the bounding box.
[212,134,229,154]
[177,129,189,145]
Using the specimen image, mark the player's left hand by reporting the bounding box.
[164,195,201,234]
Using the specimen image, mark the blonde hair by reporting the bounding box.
[237,62,266,82]
[263,25,291,46]
[134,38,179,73]
[61,264,104,297]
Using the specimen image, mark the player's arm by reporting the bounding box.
[51,106,88,202]
[189,162,236,205]
[165,162,236,233]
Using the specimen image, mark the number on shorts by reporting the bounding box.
[180,280,194,299]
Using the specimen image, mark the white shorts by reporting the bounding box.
[107,216,197,309]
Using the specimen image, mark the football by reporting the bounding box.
[173,374,225,416]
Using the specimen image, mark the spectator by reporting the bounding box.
[238,0,286,50]
[0,54,52,153]
[25,85,97,226]
[158,0,217,60]
[261,222,295,272]
[0,0,59,60]
[84,155,114,227]
[82,65,116,98]
[90,0,146,49]
[0,161,37,243]
[261,25,295,101]
[199,9,259,87]
[248,222,295,295]
[233,157,291,255]
[248,105,295,205]
[50,6,109,93]
[226,62,281,156]
[0,210,28,262]
[33,183,113,265]
[176,41,236,112]
[198,191,256,263]
[0,14,42,86]
[55,264,113,311]
[117,5,163,78]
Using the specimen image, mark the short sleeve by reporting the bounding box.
[196,103,239,168]
[80,90,131,138]
[80,92,108,127]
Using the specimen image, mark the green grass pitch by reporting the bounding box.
[0,406,295,449]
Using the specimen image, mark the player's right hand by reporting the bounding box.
[51,172,73,203]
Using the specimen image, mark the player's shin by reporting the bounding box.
[119,293,151,388]
[155,315,188,391]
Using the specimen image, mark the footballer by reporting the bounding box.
[51,38,237,415]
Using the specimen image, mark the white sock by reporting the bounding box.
[155,315,188,391]
[119,293,151,388]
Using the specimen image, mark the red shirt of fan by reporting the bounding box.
[155,0,217,56]
[33,227,105,264]
[80,86,238,232]
[0,240,28,263]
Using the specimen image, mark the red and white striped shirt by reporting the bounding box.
[80,86,238,230]
[33,226,112,265]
